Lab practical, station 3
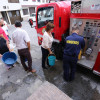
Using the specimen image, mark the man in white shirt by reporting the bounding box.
[12,21,36,73]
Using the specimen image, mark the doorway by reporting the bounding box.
[8,10,21,24]
[1,12,9,24]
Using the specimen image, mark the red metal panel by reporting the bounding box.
[93,52,100,75]
[70,13,100,20]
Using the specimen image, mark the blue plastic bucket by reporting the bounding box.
[48,55,56,66]
[2,52,17,66]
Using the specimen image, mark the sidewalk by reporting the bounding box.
[0,21,45,100]
[0,21,72,100]
[0,21,100,100]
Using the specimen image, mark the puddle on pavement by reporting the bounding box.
[0,82,19,100]
[23,74,37,84]
[43,61,100,100]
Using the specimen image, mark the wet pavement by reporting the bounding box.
[0,21,100,100]
[44,61,100,100]
[0,22,45,100]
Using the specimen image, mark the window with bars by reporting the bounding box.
[37,0,40,2]
[8,0,19,3]
[42,0,45,3]
[32,0,36,2]
[29,7,35,15]
[23,9,28,15]
[46,0,49,3]
[23,0,28,1]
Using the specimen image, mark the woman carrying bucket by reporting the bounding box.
[0,37,11,57]
[0,37,13,70]
[41,22,54,69]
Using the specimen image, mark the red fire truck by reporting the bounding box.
[35,0,100,76]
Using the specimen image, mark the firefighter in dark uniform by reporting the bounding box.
[63,26,85,81]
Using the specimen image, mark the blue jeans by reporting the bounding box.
[63,55,78,81]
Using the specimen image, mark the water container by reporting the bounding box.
[48,55,56,66]
[2,52,17,66]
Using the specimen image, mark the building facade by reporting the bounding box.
[0,0,22,24]
[20,0,48,21]
[0,0,48,24]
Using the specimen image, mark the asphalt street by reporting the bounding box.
[0,21,100,100]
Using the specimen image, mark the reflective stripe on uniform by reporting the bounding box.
[66,40,79,45]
